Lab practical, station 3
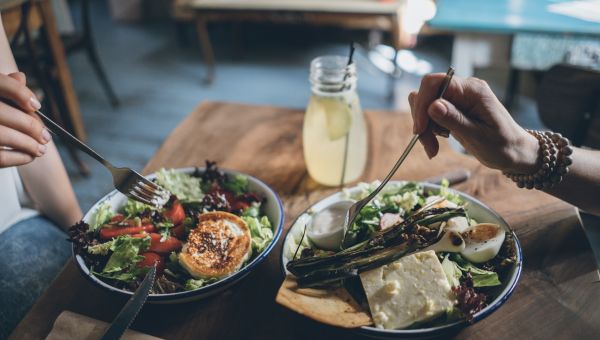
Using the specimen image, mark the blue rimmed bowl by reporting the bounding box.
[75,167,284,304]
[280,181,522,338]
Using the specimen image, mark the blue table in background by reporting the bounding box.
[430,0,600,35]
[428,0,600,106]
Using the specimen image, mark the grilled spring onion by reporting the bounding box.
[287,207,466,288]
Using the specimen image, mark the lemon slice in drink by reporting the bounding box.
[320,97,352,141]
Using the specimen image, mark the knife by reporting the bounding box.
[101,266,156,340]
[424,169,471,186]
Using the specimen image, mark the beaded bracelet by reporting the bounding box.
[503,130,573,190]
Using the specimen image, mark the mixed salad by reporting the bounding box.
[285,180,517,329]
[70,161,274,294]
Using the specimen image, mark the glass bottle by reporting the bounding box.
[303,56,368,186]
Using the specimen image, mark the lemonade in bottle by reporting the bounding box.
[303,56,367,186]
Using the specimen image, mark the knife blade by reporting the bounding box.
[101,266,156,340]
[424,169,471,186]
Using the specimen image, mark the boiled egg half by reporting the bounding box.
[460,223,505,263]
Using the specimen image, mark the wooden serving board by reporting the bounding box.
[10,102,600,340]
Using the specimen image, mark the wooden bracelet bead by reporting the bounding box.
[504,130,572,190]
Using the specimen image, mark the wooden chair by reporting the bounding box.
[62,0,119,107]
[4,0,90,175]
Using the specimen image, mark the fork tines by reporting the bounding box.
[127,177,170,207]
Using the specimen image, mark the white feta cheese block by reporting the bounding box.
[359,250,455,329]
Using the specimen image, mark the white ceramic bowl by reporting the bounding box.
[74,167,285,304]
[280,181,522,338]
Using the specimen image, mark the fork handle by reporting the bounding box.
[36,110,113,168]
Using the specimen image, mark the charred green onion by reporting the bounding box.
[287,207,466,287]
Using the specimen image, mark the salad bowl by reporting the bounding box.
[74,167,284,304]
[280,181,522,338]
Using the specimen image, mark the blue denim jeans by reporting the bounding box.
[0,216,71,339]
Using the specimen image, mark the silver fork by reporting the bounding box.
[36,110,170,207]
[340,67,455,248]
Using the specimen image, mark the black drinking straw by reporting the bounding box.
[339,42,355,188]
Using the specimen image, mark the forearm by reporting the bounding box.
[544,148,600,216]
[512,135,600,215]
[18,141,82,229]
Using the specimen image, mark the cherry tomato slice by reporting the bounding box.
[147,233,183,254]
[164,201,185,225]
[171,225,186,239]
[110,214,125,223]
[99,224,155,240]
[137,252,165,274]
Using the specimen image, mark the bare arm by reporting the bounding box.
[0,18,81,228]
[18,142,83,228]
[410,74,600,216]
[544,147,600,215]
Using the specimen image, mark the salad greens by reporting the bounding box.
[222,174,249,196]
[343,181,427,243]
[438,178,463,205]
[155,168,204,202]
[286,180,515,327]
[441,254,463,288]
[92,235,150,282]
[242,202,275,253]
[446,253,501,288]
[89,201,114,231]
[242,216,274,253]
[102,235,150,273]
[71,164,276,294]
[157,220,175,242]
[123,198,153,217]
[184,278,216,291]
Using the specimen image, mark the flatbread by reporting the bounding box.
[275,276,373,328]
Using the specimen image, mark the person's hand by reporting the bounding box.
[409,74,539,174]
[0,72,50,168]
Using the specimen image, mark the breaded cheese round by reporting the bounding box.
[179,211,251,279]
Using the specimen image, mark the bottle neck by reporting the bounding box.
[310,56,357,95]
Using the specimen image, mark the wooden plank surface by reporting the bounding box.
[11,102,600,339]
[182,0,401,14]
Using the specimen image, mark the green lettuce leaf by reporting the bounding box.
[439,179,463,205]
[242,215,274,253]
[223,174,249,196]
[102,235,150,274]
[470,271,502,287]
[441,255,462,287]
[123,198,153,217]
[87,240,114,255]
[89,201,114,231]
[463,264,502,287]
[450,254,501,287]
[157,220,174,241]
[185,278,206,290]
[242,202,260,218]
[155,168,204,202]
[94,267,147,282]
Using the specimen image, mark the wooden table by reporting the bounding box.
[173,0,411,84]
[10,102,600,339]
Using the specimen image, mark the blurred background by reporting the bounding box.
[3,0,599,213]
